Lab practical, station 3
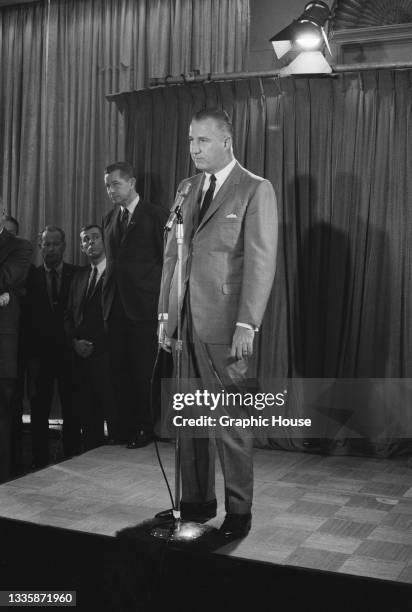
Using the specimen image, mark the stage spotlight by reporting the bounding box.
[270,1,332,76]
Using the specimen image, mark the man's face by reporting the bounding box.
[104,170,135,206]
[80,227,104,261]
[189,118,232,174]
[39,230,65,268]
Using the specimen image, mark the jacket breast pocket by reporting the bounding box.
[222,282,241,295]
[213,218,242,251]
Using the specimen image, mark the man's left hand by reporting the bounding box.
[230,326,254,360]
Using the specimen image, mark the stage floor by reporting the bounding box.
[0,443,411,585]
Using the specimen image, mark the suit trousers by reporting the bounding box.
[178,310,254,514]
[30,348,76,466]
[0,379,15,483]
[10,347,26,475]
[72,351,114,451]
[106,294,157,440]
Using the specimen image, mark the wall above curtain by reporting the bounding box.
[332,0,412,29]
[330,0,412,66]
[111,71,412,456]
[0,0,249,261]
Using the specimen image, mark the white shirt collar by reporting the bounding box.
[121,194,140,217]
[203,158,237,195]
[44,261,64,275]
[92,257,106,273]
[90,257,106,281]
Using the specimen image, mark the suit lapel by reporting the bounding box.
[78,267,91,321]
[82,267,104,304]
[61,264,73,301]
[0,229,10,255]
[117,199,144,245]
[90,270,104,299]
[39,266,51,308]
[185,175,204,239]
[123,201,141,241]
[113,207,123,246]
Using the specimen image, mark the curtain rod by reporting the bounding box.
[333,61,412,72]
[106,61,412,100]
[149,61,412,85]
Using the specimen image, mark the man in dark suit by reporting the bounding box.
[65,224,115,451]
[1,214,34,476]
[0,218,32,482]
[26,225,78,467]
[158,109,278,540]
[102,162,168,448]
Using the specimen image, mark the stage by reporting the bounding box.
[0,443,411,611]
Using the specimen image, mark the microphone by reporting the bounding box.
[164,183,191,231]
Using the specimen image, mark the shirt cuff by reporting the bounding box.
[236,322,259,332]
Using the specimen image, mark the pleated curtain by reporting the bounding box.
[0,0,249,261]
[114,72,412,456]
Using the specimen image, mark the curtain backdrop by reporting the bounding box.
[0,0,249,262]
[113,71,412,456]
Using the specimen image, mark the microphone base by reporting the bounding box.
[148,518,220,550]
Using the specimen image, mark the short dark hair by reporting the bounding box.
[80,224,103,236]
[39,225,65,243]
[192,108,233,137]
[2,214,19,235]
[104,161,135,179]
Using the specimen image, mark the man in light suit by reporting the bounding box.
[158,109,278,540]
[102,162,168,448]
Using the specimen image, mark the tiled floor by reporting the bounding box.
[0,443,411,584]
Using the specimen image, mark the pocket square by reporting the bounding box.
[225,213,238,218]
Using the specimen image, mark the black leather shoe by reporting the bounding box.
[126,431,153,449]
[219,513,252,541]
[155,499,217,523]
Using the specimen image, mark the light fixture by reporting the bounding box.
[270,1,332,76]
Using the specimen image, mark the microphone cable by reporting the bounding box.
[150,344,174,512]
[148,224,179,514]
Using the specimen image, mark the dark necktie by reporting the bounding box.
[119,207,130,240]
[50,268,58,310]
[85,266,98,301]
[198,174,216,224]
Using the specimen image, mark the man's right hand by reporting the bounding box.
[158,321,172,353]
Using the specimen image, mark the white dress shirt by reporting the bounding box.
[201,158,237,204]
[120,195,140,222]
[88,257,106,289]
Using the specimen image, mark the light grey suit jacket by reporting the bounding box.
[159,162,278,344]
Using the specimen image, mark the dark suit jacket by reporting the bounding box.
[65,264,106,356]
[102,199,168,322]
[25,262,78,358]
[0,229,33,378]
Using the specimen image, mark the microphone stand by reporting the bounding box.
[149,205,218,548]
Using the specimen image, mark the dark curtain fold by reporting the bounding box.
[0,2,47,236]
[114,71,412,456]
[0,0,249,261]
